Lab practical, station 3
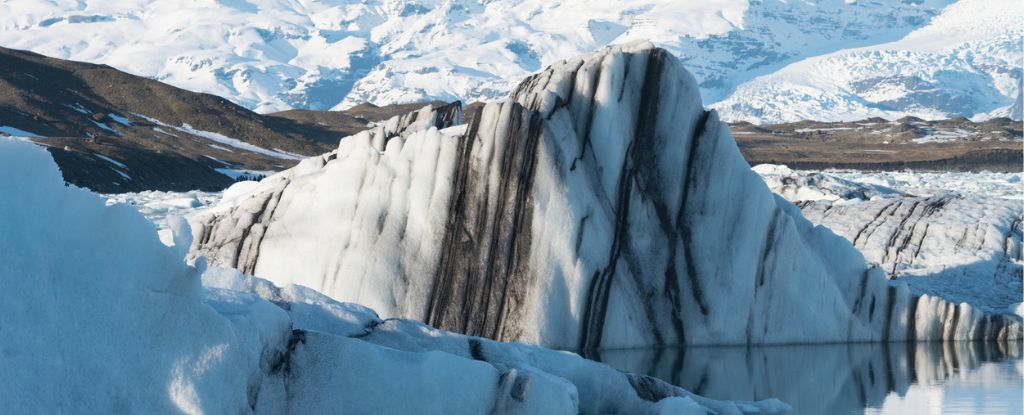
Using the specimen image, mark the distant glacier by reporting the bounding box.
[1,0,1018,122]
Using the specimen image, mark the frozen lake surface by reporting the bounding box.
[593,341,1023,415]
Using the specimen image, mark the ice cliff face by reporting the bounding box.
[0,137,788,414]
[191,43,1022,350]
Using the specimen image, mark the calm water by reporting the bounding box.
[591,342,1023,414]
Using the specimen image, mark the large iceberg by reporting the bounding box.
[190,42,1023,349]
[0,137,787,414]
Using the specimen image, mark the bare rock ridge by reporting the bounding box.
[190,42,1022,349]
[732,117,1023,173]
[0,45,455,192]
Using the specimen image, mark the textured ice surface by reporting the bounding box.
[828,170,1023,201]
[598,341,1023,415]
[0,137,788,414]
[714,0,1024,122]
[0,138,289,413]
[191,43,1023,349]
[752,164,906,202]
[756,165,1023,315]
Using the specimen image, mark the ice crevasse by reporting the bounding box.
[190,41,1024,350]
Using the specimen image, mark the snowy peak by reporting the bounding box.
[714,0,1024,122]
[4,0,1015,123]
[191,43,1022,350]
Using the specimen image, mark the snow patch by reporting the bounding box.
[0,125,45,138]
[108,113,132,126]
[175,123,303,160]
[90,119,119,135]
[93,153,127,169]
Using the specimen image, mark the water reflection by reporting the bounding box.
[593,341,1023,414]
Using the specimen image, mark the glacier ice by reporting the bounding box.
[0,137,787,414]
[190,42,1024,349]
[752,164,906,203]
[800,196,1022,313]
[714,0,1024,122]
[0,138,288,413]
[756,165,1023,316]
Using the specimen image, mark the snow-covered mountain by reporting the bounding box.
[3,0,1016,123]
[716,0,1024,123]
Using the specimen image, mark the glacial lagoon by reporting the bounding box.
[593,341,1023,414]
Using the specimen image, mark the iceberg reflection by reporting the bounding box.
[594,341,1022,414]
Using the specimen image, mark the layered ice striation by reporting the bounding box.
[801,196,1022,313]
[755,165,1023,316]
[191,42,1022,350]
[0,137,786,414]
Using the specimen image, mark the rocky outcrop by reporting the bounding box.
[190,42,1022,349]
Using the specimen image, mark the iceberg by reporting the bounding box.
[0,136,785,414]
[190,42,1024,349]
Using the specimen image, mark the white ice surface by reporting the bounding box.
[174,123,304,160]
[0,138,290,414]
[2,137,786,414]
[715,0,1024,123]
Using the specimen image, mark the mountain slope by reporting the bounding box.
[714,0,1024,123]
[0,46,455,192]
[4,0,1006,123]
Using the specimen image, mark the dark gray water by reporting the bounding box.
[591,342,1023,414]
